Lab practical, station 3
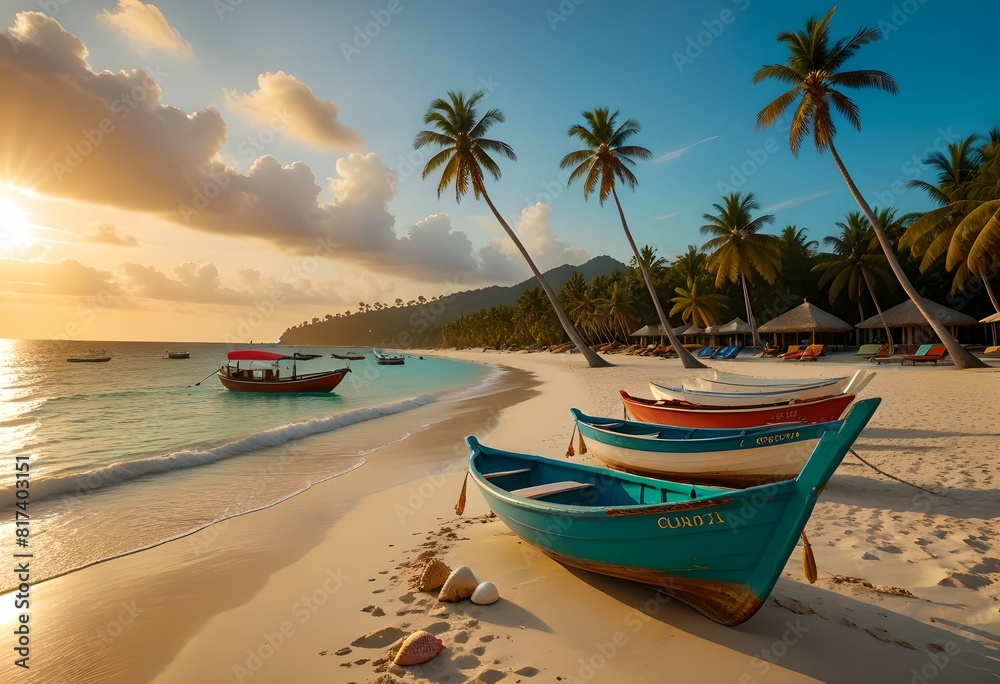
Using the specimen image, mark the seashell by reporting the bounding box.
[470,581,500,605]
[417,558,452,592]
[437,565,478,602]
[393,630,444,665]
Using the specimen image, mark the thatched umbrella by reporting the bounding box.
[982,312,1000,345]
[758,300,852,345]
[857,296,979,346]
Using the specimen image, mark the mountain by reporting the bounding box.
[278,255,627,348]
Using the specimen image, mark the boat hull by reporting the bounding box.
[685,371,846,393]
[620,390,855,428]
[572,410,843,487]
[167,352,190,359]
[217,368,350,393]
[652,370,872,407]
[468,397,879,625]
[67,357,110,362]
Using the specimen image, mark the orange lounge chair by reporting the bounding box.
[984,346,1000,357]
[781,345,804,360]
[799,344,824,361]
[901,344,947,365]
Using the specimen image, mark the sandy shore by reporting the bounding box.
[8,350,1000,682]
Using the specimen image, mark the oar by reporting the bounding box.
[190,367,221,387]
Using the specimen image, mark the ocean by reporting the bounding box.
[0,339,496,591]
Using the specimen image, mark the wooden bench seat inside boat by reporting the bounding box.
[511,481,594,499]
[483,468,531,479]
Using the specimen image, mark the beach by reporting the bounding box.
[7,350,1000,683]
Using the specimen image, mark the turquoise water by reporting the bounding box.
[0,340,494,589]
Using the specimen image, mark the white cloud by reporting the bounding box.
[224,72,364,151]
[97,0,193,59]
[655,212,681,220]
[761,190,833,213]
[655,135,720,163]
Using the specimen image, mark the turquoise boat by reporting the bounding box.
[570,407,847,487]
[467,397,880,625]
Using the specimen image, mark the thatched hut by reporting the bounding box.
[856,296,979,347]
[758,300,853,348]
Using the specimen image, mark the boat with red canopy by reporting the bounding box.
[218,350,351,393]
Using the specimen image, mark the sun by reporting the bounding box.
[0,199,35,247]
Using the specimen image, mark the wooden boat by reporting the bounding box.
[684,370,848,394]
[217,350,350,393]
[571,408,849,487]
[292,352,323,360]
[468,397,879,625]
[650,370,874,407]
[332,352,365,361]
[620,390,855,428]
[372,349,405,365]
[67,349,111,363]
[166,351,190,359]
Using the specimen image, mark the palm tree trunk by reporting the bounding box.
[860,269,893,346]
[828,141,986,369]
[612,189,706,368]
[481,190,612,367]
[856,299,864,346]
[739,270,762,348]
[978,263,1000,313]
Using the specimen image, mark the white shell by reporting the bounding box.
[470,581,500,605]
[437,565,478,602]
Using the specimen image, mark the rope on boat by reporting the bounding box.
[191,367,222,387]
[566,423,576,457]
[801,531,817,584]
[848,447,942,496]
[455,470,469,516]
[578,429,587,455]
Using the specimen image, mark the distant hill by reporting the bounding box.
[279,255,627,348]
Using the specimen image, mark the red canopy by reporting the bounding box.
[226,350,292,361]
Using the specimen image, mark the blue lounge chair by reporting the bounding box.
[697,347,718,358]
[714,346,740,360]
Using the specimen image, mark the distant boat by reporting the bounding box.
[467,397,880,625]
[292,352,323,360]
[372,349,405,365]
[332,352,365,360]
[166,351,190,359]
[217,350,350,393]
[68,349,111,363]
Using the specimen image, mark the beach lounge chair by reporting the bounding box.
[869,343,895,363]
[901,344,947,365]
[783,345,805,360]
[856,343,881,357]
[984,346,1000,357]
[799,344,824,361]
[713,346,740,360]
[696,347,718,358]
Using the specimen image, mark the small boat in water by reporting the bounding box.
[67,349,111,363]
[571,407,851,487]
[217,350,350,393]
[650,370,874,408]
[620,389,855,428]
[332,352,365,361]
[373,349,405,365]
[292,352,323,360]
[166,351,190,359]
[468,397,879,625]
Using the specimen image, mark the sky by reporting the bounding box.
[0,0,997,342]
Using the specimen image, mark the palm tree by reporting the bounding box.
[700,192,781,348]
[753,6,986,368]
[415,91,610,367]
[600,281,638,341]
[670,277,730,328]
[813,210,895,344]
[900,134,1000,312]
[560,107,704,368]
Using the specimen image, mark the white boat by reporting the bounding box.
[651,370,875,407]
[372,349,405,365]
[682,369,851,394]
[570,408,857,487]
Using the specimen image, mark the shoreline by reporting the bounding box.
[7,350,1000,682]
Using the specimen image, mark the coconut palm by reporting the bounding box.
[813,210,894,344]
[670,277,730,328]
[600,281,639,341]
[901,134,1000,312]
[700,192,781,348]
[415,91,609,367]
[753,6,986,368]
[560,107,704,368]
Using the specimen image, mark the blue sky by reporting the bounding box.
[1,0,998,340]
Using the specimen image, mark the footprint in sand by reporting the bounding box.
[453,653,481,669]
[351,625,408,648]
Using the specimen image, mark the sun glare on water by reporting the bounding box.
[0,198,35,248]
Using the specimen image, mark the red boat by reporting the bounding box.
[619,390,855,428]
[218,350,351,393]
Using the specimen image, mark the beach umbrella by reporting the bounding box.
[857,296,980,329]
[758,300,852,345]
[679,324,703,336]
[980,312,1000,324]
[629,324,661,337]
